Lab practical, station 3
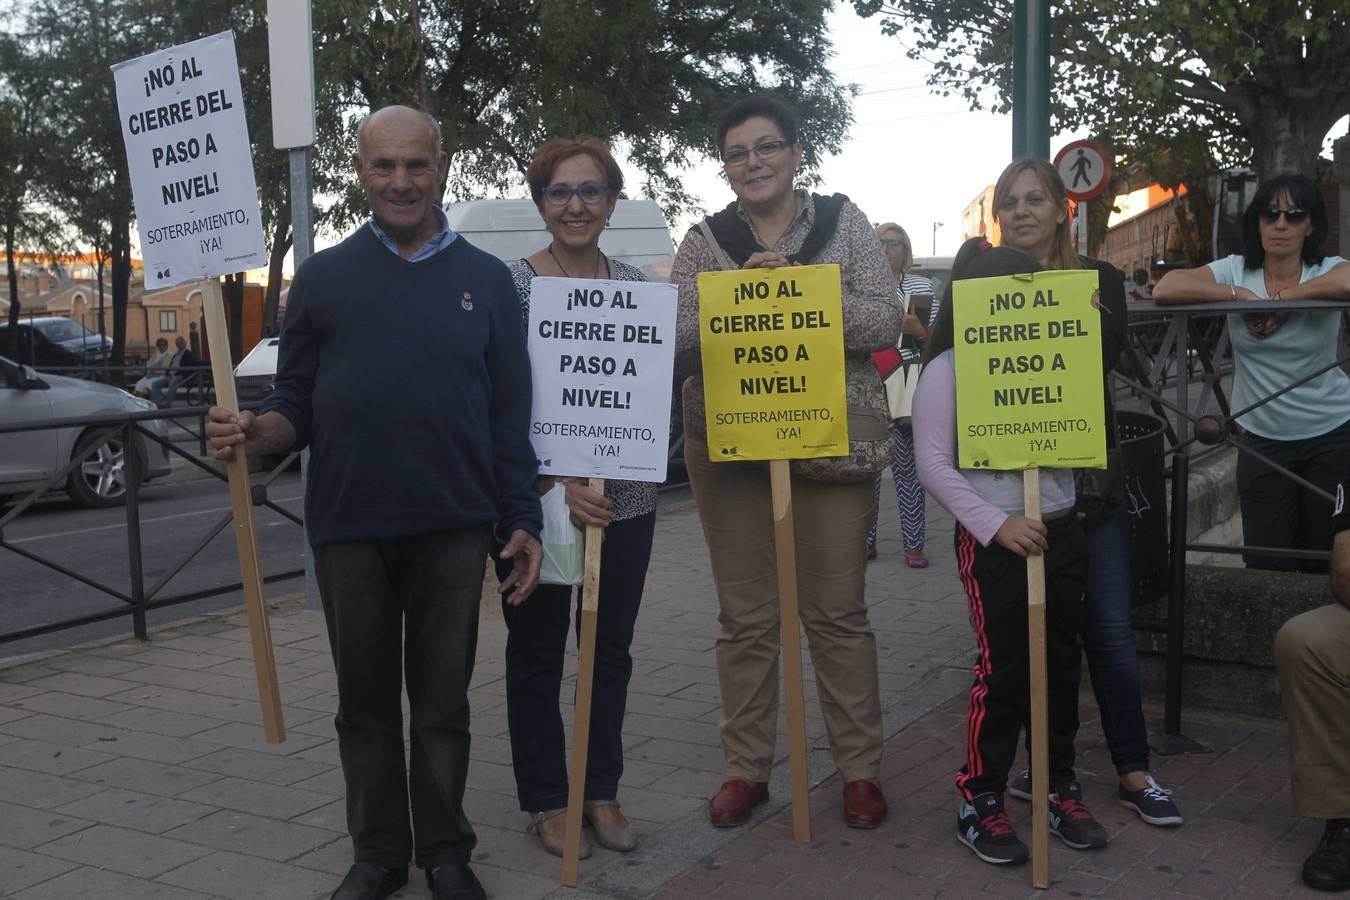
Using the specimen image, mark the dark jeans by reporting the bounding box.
[314,525,493,870]
[1236,419,1350,573]
[953,515,1087,799]
[1081,506,1150,775]
[497,512,655,811]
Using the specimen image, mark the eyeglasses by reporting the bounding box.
[1259,207,1309,225]
[542,182,608,206]
[879,238,906,248]
[722,139,793,167]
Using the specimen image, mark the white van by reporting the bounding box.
[443,198,675,282]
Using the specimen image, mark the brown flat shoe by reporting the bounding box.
[709,778,769,827]
[583,800,638,852]
[526,809,592,859]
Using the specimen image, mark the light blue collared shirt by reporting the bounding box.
[368,207,458,262]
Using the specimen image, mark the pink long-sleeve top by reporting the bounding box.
[912,350,1075,547]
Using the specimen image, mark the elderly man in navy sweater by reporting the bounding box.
[208,105,542,900]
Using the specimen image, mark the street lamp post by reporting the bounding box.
[932,222,944,255]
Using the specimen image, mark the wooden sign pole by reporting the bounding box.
[561,477,605,887]
[1024,468,1049,889]
[769,460,812,844]
[202,279,286,744]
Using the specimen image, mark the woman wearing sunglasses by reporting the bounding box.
[499,137,654,859]
[1155,173,1350,572]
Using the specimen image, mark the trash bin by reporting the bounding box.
[1118,410,1169,606]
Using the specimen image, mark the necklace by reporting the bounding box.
[548,243,606,279]
[1263,267,1299,297]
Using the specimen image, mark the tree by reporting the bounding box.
[20,0,166,369]
[0,32,62,358]
[312,0,854,227]
[12,0,854,347]
[852,0,1350,191]
[164,0,347,339]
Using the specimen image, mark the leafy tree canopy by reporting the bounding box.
[852,0,1350,183]
[315,0,853,227]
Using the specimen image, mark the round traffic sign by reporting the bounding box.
[1053,140,1112,201]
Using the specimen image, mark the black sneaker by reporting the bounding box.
[1049,780,1109,849]
[956,792,1030,865]
[1303,819,1350,892]
[1118,775,1183,826]
[1008,768,1032,801]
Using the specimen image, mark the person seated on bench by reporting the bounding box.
[149,336,199,408]
[133,337,173,397]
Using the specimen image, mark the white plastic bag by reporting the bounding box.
[538,483,584,586]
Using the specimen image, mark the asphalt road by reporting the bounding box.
[0,470,308,661]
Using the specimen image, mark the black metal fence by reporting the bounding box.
[1116,303,1346,752]
[0,406,303,646]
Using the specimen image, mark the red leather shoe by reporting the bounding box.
[709,778,769,827]
[843,779,887,829]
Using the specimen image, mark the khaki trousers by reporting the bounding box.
[684,421,884,783]
[1274,603,1350,819]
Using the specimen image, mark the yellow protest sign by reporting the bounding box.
[953,270,1105,470]
[698,264,847,461]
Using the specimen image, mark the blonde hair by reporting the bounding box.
[992,159,1084,270]
[874,222,913,271]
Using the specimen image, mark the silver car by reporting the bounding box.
[0,355,174,507]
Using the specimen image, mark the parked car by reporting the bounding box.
[443,197,676,281]
[0,354,173,507]
[233,336,279,407]
[0,317,113,369]
[444,198,686,481]
[910,255,954,303]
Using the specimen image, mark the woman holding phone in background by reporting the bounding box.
[867,223,934,568]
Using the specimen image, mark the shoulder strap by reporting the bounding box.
[697,220,737,272]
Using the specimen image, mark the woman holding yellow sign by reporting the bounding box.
[913,237,1101,866]
[671,95,899,830]
[990,159,1181,832]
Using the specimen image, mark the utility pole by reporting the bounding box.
[1012,0,1050,160]
[267,0,318,608]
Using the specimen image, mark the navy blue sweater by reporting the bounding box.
[262,226,541,546]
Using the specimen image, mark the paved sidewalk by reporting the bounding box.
[655,699,1326,899]
[0,483,1323,898]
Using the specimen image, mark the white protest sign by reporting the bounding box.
[528,277,678,482]
[112,32,266,288]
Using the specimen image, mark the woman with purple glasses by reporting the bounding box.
[1155,173,1350,572]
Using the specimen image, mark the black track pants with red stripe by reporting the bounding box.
[952,515,1087,799]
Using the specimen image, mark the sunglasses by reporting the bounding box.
[1259,207,1309,225]
[879,238,906,248]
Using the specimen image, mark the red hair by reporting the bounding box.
[525,137,624,206]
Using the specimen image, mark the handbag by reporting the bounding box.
[696,220,892,484]
[1075,411,1124,529]
[537,483,584,586]
[871,346,921,425]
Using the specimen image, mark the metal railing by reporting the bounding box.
[1116,299,1348,752]
[0,406,302,646]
